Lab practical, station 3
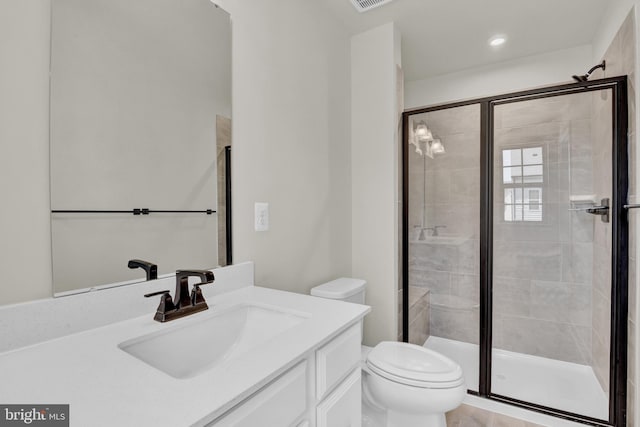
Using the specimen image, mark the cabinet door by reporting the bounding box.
[316,369,361,427]
[316,323,361,400]
[211,361,307,427]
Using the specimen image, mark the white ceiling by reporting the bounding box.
[322,0,610,81]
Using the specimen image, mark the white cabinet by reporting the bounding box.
[316,369,361,427]
[315,324,362,427]
[210,361,307,427]
[316,323,361,400]
[208,321,362,427]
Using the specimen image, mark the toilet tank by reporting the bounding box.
[310,278,366,304]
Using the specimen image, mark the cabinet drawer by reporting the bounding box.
[316,323,361,400]
[316,368,361,427]
[211,361,307,427]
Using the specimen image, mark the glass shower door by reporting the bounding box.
[491,89,613,420]
[406,104,481,392]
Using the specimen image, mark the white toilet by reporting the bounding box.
[311,278,466,427]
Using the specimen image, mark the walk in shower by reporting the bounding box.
[402,77,628,426]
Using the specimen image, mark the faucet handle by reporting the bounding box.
[144,290,176,322]
[144,290,171,298]
[191,284,208,306]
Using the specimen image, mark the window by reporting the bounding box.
[502,146,544,222]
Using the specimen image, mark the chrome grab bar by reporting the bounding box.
[624,204,640,209]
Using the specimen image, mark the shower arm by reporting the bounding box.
[587,61,606,75]
[571,60,606,82]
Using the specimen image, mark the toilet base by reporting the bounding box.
[387,410,446,427]
[363,384,447,427]
[362,399,385,427]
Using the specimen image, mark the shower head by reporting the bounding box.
[572,61,606,83]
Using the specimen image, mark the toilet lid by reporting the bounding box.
[366,342,464,388]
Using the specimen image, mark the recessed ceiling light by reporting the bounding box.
[489,35,507,47]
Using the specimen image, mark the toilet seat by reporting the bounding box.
[366,342,464,389]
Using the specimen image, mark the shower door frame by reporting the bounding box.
[401,76,629,426]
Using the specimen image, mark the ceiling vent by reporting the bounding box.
[350,0,394,13]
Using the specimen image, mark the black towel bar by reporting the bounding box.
[51,209,215,215]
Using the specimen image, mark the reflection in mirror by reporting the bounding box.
[50,0,231,295]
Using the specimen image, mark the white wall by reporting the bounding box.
[351,23,401,346]
[405,45,592,109]
[0,0,52,305]
[215,0,353,295]
[593,0,637,61]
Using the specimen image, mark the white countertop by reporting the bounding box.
[0,286,369,427]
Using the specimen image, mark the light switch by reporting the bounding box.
[254,202,269,231]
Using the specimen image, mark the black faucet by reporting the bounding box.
[128,259,158,281]
[175,270,215,309]
[144,269,215,322]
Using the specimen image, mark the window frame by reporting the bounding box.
[499,143,548,224]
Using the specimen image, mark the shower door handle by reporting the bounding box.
[586,206,609,214]
[586,198,609,223]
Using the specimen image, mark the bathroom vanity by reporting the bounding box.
[0,264,369,426]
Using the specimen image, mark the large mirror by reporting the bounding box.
[50,0,231,295]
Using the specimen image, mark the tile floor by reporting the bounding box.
[446,404,544,427]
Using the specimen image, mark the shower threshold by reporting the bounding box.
[424,336,608,421]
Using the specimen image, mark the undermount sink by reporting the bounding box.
[119,303,309,379]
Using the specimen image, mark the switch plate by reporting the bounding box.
[254,202,269,231]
